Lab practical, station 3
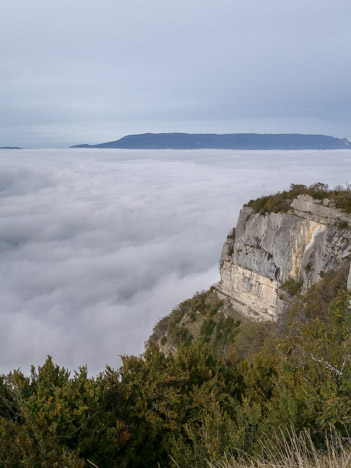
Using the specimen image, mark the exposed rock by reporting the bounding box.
[217,195,351,321]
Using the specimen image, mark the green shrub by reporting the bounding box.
[246,183,351,214]
[338,220,349,229]
[281,278,303,296]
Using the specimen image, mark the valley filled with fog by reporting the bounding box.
[1,148,351,374]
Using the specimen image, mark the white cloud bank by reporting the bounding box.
[1,148,351,374]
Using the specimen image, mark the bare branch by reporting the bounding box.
[87,460,99,468]
[300,350,344,376]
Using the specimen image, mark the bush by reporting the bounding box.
[246,183,351,214]
[281,278,303,296]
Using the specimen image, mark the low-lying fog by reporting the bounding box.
[1,148,351,374]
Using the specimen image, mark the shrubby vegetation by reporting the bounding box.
[149,287,239,355]
[281,277,303,296]
[1,262,351,466]
[246,183,351,214]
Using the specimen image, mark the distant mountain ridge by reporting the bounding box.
[0,146,22,150]
[71,133,351,150]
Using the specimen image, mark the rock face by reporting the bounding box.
[217,195,351,321]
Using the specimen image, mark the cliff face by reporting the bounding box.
[217,195,351,321]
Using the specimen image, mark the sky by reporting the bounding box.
[1,148,351,374]
[1,0,351,147]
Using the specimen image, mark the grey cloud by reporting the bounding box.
[1,148,351,374]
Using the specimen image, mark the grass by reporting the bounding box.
[208,428,351,468]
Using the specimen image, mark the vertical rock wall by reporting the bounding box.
[217,195,351,321]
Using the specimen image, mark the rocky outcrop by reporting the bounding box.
[217,195,351,321]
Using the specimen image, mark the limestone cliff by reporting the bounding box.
[150,187,351,355]
[217,194,351,321]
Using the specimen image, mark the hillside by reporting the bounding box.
[71,132,351,150]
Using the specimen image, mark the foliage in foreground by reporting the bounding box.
[1,284,351,466]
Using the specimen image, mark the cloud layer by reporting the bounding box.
[1,148,351,374]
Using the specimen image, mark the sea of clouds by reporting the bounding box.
[1,148,351,374]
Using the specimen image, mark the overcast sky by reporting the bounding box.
[1,148,351,374]
[1,0,351,147]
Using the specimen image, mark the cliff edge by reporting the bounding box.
[150,184,351,355]
[218,188,351,321]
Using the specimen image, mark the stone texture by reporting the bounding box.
[217,195,351,321]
